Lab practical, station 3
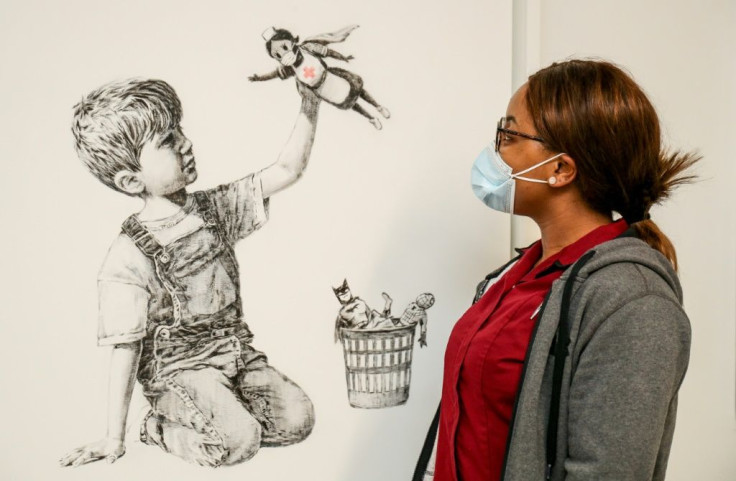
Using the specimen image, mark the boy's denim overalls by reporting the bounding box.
[121,191,314,466]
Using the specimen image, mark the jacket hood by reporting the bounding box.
[570,235,683,304]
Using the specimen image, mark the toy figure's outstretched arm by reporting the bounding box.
[250,65,296,82]
[250,66,295,82]
[248,69,281,82]
[260,82,321,198]
[59,341,141,467]
[325,48,354,62]
[418,313,428,347]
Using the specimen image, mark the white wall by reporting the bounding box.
[0,1,512,480]
[2,1,732,479]
[533,1,736,479]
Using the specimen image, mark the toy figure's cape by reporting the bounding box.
[303,24,359,45]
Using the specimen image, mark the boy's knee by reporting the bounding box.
[220,415,262,465]
[268,391,315,446]
[287,394,315,442]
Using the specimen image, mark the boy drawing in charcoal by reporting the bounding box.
[249,25,391,130]
[60,78,319,467]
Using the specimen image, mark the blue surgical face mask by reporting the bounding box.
[471,145,565,214]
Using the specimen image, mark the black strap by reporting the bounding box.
[412,403,441,481]
[473,250,526,304]
[545,249,596,479]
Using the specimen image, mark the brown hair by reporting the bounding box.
[72,78,183,195]
[525,59,699,270]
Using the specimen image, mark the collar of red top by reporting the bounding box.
[514,219,630,280]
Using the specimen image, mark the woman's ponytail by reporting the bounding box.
[631,150,700,271]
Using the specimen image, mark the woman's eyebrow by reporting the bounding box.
[505,116,518,125]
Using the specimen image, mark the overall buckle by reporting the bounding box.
[211,327,236,338]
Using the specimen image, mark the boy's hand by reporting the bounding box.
[296,81,321,115]
[59,438,125,467]
[248,74,261,82]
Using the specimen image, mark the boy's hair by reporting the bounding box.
[71,78,183,195]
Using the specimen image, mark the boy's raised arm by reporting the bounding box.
[59,341,141,467]
[259,83,321,198]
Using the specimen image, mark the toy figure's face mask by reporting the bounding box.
[270,40,298,66]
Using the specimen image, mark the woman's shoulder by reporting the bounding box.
[576,237,683,304]
[571,237,690,347]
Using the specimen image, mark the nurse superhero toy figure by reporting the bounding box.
[249,25,391,130]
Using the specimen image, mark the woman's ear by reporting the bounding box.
[550,154,577,187]
[114,170,145,196]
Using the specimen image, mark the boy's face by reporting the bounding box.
[137,126,197,197]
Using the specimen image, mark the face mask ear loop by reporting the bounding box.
[510,153,566,183]
[513,176,549,184]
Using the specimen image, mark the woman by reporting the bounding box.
[414,59,698,481]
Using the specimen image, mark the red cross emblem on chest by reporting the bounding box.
[303,66,316,79]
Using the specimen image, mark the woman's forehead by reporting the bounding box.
[506,85,531,127]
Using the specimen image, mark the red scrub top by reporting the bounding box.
[434,220,628,481]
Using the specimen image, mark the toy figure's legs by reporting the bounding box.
[235,358,315,446]
[352,104,382,130]
[143,368,262,467]
[381,292,393,317]
[359,89,390,119]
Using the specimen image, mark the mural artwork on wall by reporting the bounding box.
[333,280,434,409]
[249,25,391,130]
[59,78,321,467]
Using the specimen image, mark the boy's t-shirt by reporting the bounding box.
[96,173,269,346]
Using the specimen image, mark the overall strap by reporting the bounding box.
[192,191,241,293]
[192,191,227,237]
[545,249,597,480]
[121,215,167,261]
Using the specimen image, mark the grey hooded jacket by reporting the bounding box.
[413,233,691,481]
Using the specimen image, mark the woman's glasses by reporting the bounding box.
[495,117,545,152]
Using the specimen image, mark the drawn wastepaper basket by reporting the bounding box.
[340,323,417,408]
